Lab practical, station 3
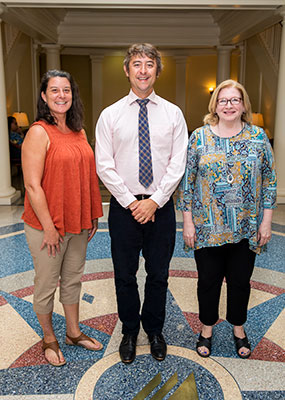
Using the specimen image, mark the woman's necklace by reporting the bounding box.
[225,165,234,184]
[216,122,244,184]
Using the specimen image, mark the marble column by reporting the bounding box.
[0,17,20,204]
[42,44,61,71]
[174,56,187,115]
[90,54,104,130]
[273,9,285,203]
[216,45,235,85]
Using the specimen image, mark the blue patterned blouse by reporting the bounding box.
[177,123,277,254]
[9,131,24,145]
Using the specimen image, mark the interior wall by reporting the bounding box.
[102,56,129,108]
[102,55,176,107]
[186,54,217,131]
[61,55,93,141]
[245,34,277,138]
[231,53,239,81]
[155,56,176,104]
[245,45,260,114]
[3,24,278,144]
[4,32,34,127]
[262,79,276,140]
[18,45,34,126]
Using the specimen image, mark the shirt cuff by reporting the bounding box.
[150,189,170,208]
[115,192,137,208]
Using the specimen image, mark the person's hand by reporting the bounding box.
[257,220,272,247]
[129,199,158,224]
[183,221,197,248]
[40,227,63,257]
[88,219,98,242]
[128,199,139,210]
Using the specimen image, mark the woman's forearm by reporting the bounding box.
[183,210,194,225]
[262,208,273,224]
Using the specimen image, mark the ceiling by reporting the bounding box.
[0,1,284,51]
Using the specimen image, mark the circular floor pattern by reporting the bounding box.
[75,346,242,400]
[0,224,284,399]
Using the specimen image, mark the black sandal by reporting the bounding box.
[196,333,212,358]
[233,332,251,359]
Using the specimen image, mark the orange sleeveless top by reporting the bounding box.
[22,121,103,236]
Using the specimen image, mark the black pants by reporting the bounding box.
[194,239,256,326]
[108,196,176,336]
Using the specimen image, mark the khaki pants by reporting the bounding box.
[24,223,88,314]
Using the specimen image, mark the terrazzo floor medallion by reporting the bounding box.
[0,216,284,400]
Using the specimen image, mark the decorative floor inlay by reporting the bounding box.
[0,216,284,399]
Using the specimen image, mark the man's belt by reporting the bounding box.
[135,194,152,200]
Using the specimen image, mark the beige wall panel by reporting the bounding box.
[6,80,17,118]
[261,79,276,139]
[245,39,276,138]
[18,44,34,125]
[4,33,33,126]
[230,53,239,81]
[102,56,129,108]
[102,56,176,107]
[154,56,176,104]
[62,55,93,141]
[186,54,217,131]
[245,45,260,113]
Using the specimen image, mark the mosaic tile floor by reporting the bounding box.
[0,203,284,400]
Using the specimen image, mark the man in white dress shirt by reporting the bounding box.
[95,43,188,364]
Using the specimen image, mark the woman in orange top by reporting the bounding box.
[22,70,103,367]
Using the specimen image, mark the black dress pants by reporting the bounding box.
[194,239,256,326]
[108,196,176,336]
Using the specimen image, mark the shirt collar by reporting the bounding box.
[128,89,158,105]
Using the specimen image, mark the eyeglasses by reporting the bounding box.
[217,97,242,106]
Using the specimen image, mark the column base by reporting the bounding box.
[0,190,21,205]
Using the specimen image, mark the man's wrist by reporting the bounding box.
[128,199,139,209]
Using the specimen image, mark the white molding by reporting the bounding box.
[58,10,219,47]
[3,22,19,55]
[1,7,65,42]
[217,9,282,44]
[61,47,217,57]
[2,1,284,10]
[1,4,284,46]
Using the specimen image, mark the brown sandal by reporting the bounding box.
[42,339,66,367]
[65,332,103,351]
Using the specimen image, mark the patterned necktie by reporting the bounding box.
[136,99,153,188]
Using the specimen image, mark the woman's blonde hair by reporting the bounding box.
[203,79,252,126]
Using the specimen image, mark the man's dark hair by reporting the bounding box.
[124,43,163,77]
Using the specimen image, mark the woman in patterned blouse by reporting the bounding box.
[177,79,277,359]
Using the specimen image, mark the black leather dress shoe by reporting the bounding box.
[119,334,137,364]
[148,334,167,361]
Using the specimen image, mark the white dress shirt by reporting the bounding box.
[95,90,188,208]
